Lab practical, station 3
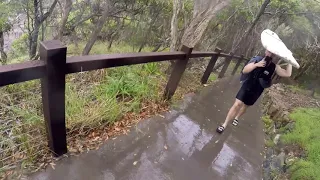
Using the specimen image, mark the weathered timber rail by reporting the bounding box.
[0,41,247,157]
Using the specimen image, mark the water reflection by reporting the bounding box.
[128,152,170,180]
[167,114,213,157]
[212,144,236,175]
[211,143,256,179]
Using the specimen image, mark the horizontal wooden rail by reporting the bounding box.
[0,61,46,86]
[190,51,217,58]
[190,51,245,60]
[0,40,248,158]
[66,51,186,74]
[0,51,248,87]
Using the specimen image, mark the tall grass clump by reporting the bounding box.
[282,108,320,180]
[65,63,164,131]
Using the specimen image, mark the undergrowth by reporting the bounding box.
[67,41,157,56]
[282,108,320,180]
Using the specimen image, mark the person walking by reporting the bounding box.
[216,49,292,133]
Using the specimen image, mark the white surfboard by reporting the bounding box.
[261,29,300,69]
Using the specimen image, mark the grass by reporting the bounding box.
[262,115,273,131]
[67,41,157,56]
[282,108,320,180]
[265,139,275,148]
[208,73,218,83]
[287,85,320,99]
[287,85,308,94]
[65,63,164,129]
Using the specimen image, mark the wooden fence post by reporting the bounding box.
[40,40,67,156]
[201,48,222,84]
[231,55,244,75]
[218,53,234,78]
[164,45,193,100]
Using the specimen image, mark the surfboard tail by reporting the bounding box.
[261,29,300,69]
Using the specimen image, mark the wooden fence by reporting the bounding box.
[0,40,247,157]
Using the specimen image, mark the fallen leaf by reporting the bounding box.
[133,161,138,166]
[50,163,56,170]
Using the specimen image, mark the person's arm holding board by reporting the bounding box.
[275,63,292,77]
[242,60,266,74]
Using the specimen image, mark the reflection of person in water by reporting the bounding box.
[216,50,292,133]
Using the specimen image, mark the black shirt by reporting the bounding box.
[243,61,276,93]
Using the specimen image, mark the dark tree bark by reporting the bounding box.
[82,2,110,55]
[0,31,7,64]
[232,0,271,53]
[29,0,58,59]
[152,43,162,52]
[170,0,182,52]
[58,0,72,40]
[293,63,310,80]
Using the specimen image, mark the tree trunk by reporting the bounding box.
[311,88,316,97]
[293,63,310,80]
[29,0,58,59]
[232,0,271,53]
[30,22,40,59]
[138,42,147,52]
[0,31,7,64]
[180,0,230,48]
[108,38,114,50]
[167,0,230,71]
[152,43,162,52]
[82,3,110,55]
[170,0,182,52]
[58,0,72,40]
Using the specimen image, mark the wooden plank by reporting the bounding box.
[190,51,217,58]
[40,40,67,156]
[218,53,234,78]
[164,46,193,100]
[66,52,185,74]
[231,55,244,75]
[201,48,222,84]
[0,61,45,86]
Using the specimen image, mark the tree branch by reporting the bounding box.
[40,0,58,23]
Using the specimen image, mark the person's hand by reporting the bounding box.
[255,60,266,67]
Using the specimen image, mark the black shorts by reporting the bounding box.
[236,83,264,106]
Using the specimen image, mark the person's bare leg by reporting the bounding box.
[222,99,244,128]
[235,105,248,120]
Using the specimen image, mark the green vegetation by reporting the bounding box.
[265,139,275,148]
[282,108,320,180]
[67,41,160,56]
[262,115,273,131]
[287,85,309,95]
[65,63,164,129]
[208,74,218,83]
